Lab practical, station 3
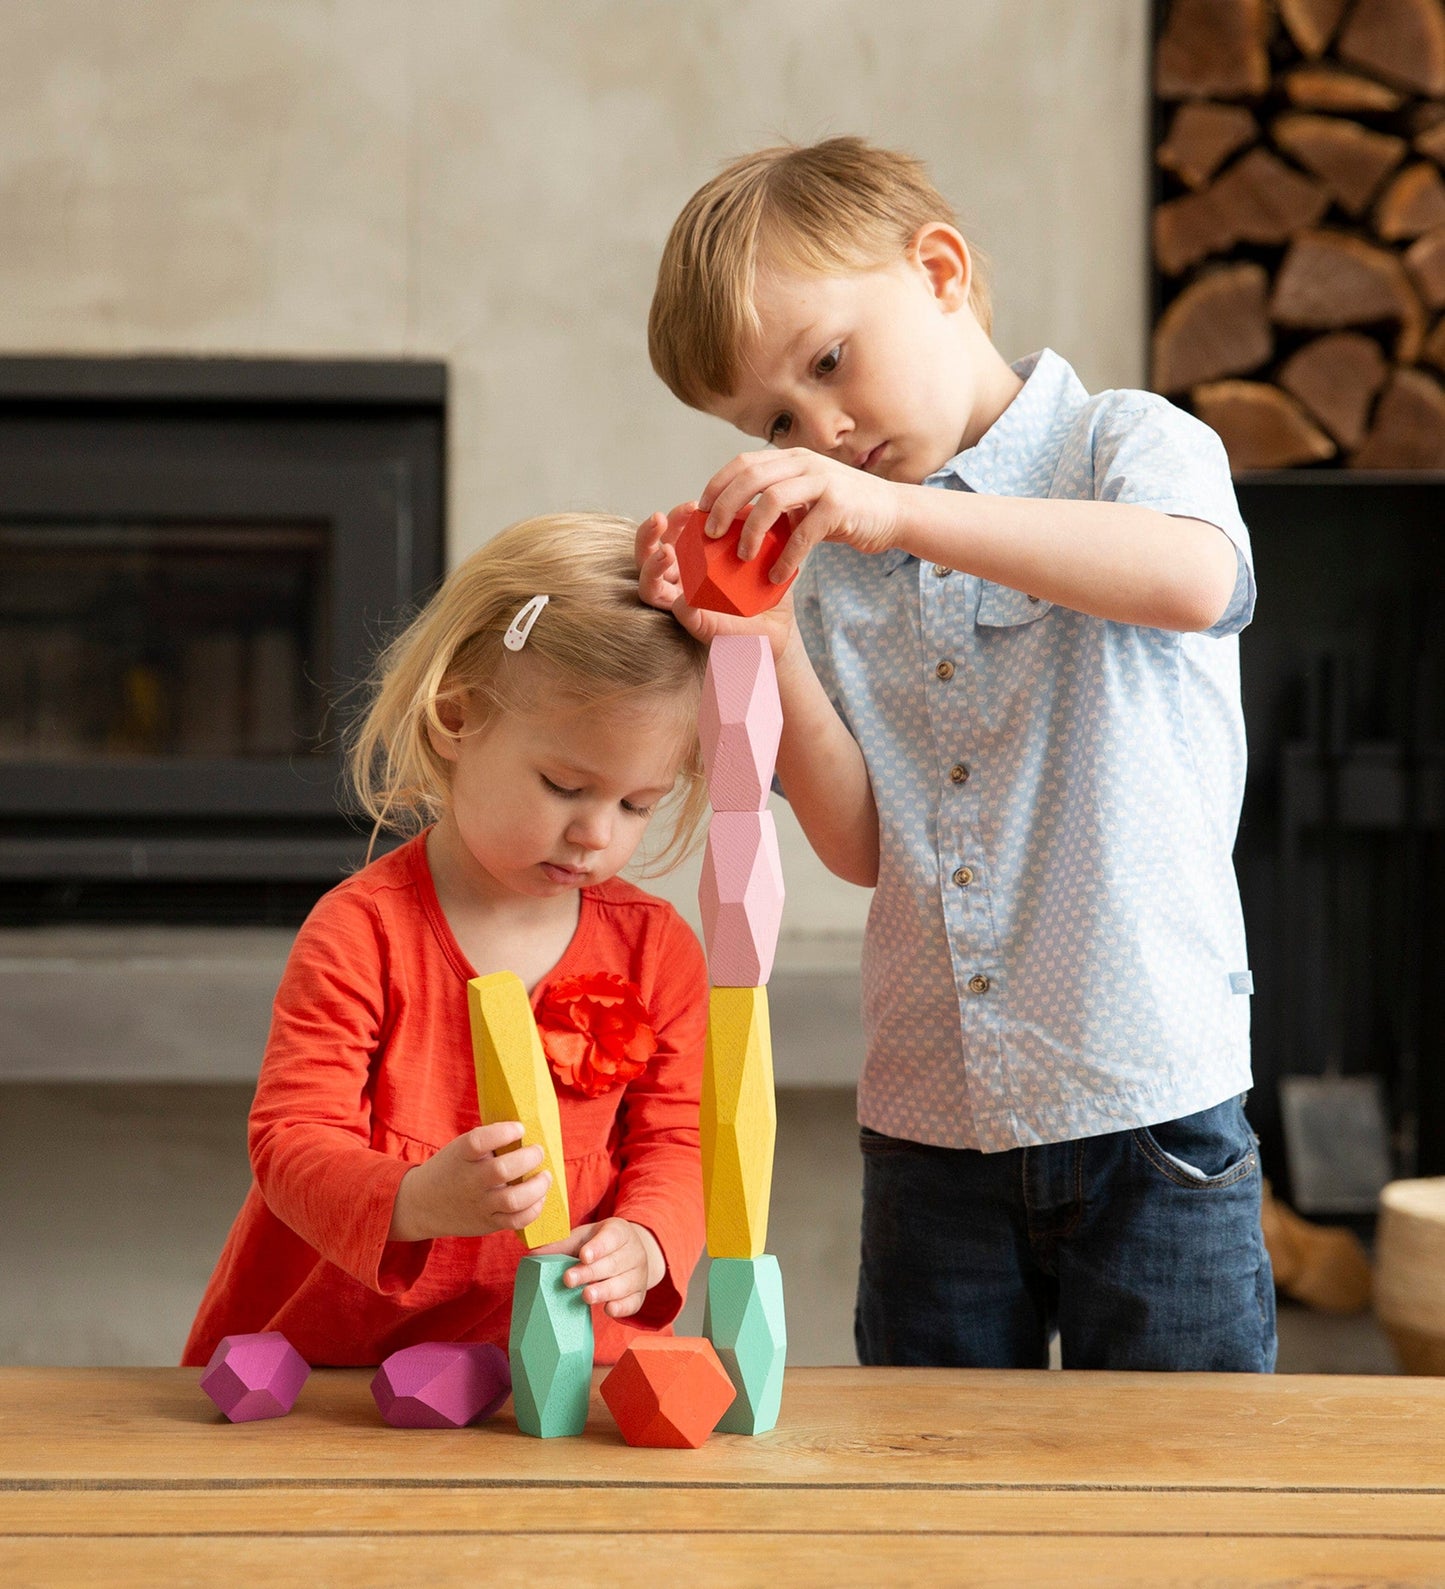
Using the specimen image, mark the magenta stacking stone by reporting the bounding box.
[199,1331,310,1423]
[371,1341,512,1429]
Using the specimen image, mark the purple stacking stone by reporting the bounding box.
[371,1341,512,1429]
[200,1331,310,1423]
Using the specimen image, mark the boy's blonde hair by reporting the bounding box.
[348,512,708,874]
[650,135,991,411]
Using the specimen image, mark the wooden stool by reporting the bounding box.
[1375,1178,1445,1375]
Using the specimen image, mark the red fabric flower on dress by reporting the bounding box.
[536,973,657,1098]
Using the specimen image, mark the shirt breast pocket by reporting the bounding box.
[976,582,1053,629]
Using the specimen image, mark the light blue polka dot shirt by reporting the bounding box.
[792,349,1256,1152]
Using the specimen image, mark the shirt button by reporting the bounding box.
[935,659,955,681]
[950,763,969,784]
[1027,594,1040,604]
[933,564,954,578]
[952,865,974,887]
[968,973,991,995]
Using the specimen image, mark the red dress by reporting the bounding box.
[183,834,707,1368]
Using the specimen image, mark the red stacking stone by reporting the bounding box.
[674,509,797,617]
[599,1336,737,1448]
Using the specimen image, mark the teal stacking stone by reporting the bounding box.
[703,1255,786,1435]
[509,1255,594,1438]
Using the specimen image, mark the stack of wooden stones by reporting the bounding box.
[468,972,591,1438]
[459,513,791,1446]
[696,633,789,1435]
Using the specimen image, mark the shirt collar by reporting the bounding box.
[926,347,1089,499]
[872,348,1089,575]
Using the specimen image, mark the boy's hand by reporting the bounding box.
[533,1217,664,1320]
[636,504,798,662]
[700,446,905,581]
[388,1123,551,1242]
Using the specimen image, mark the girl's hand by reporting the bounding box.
[700,447,905,580]
[388,1123,551,1242]
[534,1217,664,1320]
[636,503,799,663]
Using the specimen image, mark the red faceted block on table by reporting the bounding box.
[199,1331,310,1423]
[674,509,797,617]
[371,1341,512,1429]
[599,1336,736,1448]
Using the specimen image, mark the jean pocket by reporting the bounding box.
[1132,1097,1258,1191]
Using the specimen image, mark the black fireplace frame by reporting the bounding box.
[0,356,445,918]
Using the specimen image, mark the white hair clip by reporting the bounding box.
[503,594,550,651]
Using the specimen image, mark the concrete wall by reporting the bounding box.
[0,3,1155,1364]
[0,0,1152,933]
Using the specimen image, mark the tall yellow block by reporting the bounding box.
[703,986,776,1258]
[467,971,571,1248]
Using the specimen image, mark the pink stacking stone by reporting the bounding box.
[199,1331,310,1423]
[699,810,785,987]
[700,636,782,812]
[371,1341,512,1429]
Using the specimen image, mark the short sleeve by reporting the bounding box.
[1089,392,1256,637]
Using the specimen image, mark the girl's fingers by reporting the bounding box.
[577,1267,646,1307]
[490,1143,545,1183]
[494,1170,549,1214]
[468,1121,525,1157]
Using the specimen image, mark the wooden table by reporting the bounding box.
[2,1366,1443,1585]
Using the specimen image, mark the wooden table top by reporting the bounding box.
[3,1366,1444,1586]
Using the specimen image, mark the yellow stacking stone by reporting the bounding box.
[467,971,571,1248]
[703,985,776,1258]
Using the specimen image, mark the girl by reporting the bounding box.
[184,513,711,1369]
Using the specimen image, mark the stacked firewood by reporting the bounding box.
[1153,0,1445,469]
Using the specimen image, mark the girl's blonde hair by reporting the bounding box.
[650,135,991,412]
[348,512,709,874]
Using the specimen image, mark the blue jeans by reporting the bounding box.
[855,1096,1277,1371]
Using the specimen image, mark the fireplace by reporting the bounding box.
[0,357,445,923]
[1232,472,1444,1191]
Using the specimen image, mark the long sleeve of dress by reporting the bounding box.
[247,887,430,1296]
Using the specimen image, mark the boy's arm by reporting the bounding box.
[893,488,1239,633]
[773,623,879,888]
[702,416,1243,634]
[638,510,879,888]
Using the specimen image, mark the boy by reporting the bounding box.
[639,137,1274,1371]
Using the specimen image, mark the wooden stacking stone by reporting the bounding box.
[699,634,783,813]
[675,509,797,617]
[702,987,776,1259]
[370,1342,511,1429]
[199,1332,309,1424]
[600,1337,736,1448]
[704,1256,787,1435]
[509,1255,593,1437]
[467,971,570,1248]
[699,811,785,988]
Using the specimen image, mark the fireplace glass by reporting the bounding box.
[0,357,445,918]
[0,520,330,763]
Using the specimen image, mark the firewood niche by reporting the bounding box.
[1152,0,1445,470]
